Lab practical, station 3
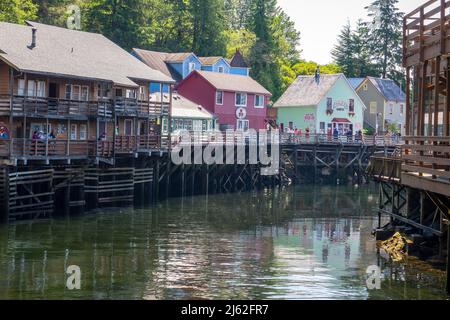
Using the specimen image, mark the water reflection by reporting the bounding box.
[0,185,447,300]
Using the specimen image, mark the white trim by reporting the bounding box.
[70,124,77,140]
[124,119,133,135]
[254,94,264,109]
[218,66,225,73]
[235,92,247,107]
[79,124,87,140]
[216,90,223,105]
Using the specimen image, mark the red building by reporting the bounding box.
[176,70,271,130]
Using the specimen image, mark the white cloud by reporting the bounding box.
[277,0,425,64]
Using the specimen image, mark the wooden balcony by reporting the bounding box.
[402,136,450,196]
[115,97,169,118]
[0,95,113,119]
[114,135,162,154]
[403,0,450,67]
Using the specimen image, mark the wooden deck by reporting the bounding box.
[403,0,450,68]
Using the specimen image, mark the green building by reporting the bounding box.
[274,74,365,136]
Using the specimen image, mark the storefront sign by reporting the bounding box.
[333,100,348,111]
[304,114,315,122]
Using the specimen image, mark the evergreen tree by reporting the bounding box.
[82,0,146,50]
[352,19,378,78]
[331,21,356,77]
[190,0,227,56]
[249,0,281,98]
[366,0,403,82]
[0,0,37,24]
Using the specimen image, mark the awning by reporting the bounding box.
[331,118,351,123]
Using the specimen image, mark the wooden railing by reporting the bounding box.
[402,137,450,193]
[114,135,161,153]
[403,0,450,67]
[115,98,169,117]
[280,133,403,147]
[0,95,114,118]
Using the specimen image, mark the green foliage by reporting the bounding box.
[366,0,403,82]
[0,0,37,24]
[224,29,256,58]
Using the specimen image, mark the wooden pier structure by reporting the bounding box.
[368,0,450,294]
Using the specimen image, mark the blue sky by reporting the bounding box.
[278,0,425,64]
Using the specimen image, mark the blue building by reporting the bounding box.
[131,48,251,93]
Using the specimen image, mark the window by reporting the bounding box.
[370,101,377,114]
[254,95,264,108]
[193,120,203,132]
[349,99,355,113]
[72,85,81,101]
[139,86,146,100]
[126,89,136,99]
[216,91,223,105]
[17,79,25,96]
[235,92,247,107]
[115,88,123,97]
[65,85,72,100]
[327,98,333,111]
[79,124,87,140]
[36,81,45,97]
[27,80,36,96]
[98,84,109,98]
[288,122,293,130]
[162,118,168,133]
[400,104,404,115]
[70,124,77,140]
[218,66,224,73]
[237,119,249,131]
[81,86,89,101]
[188,62,196,73]
[389,103,394,115]
[320,122,325,130]
[363,84,368,91]
[124,119,133,136]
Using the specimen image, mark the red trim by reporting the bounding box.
[331,118,351,123]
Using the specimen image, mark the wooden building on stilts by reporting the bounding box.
[0,21,175,221]
[369,0,450,294]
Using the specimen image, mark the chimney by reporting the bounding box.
[28,27,37,49]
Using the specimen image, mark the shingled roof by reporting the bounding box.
[0,21,174,87]
[274,74,342,108]
[229,49,249,68]
[198,56,226,66]
[132,48,181,81]
[188,70,271,95]
[367,77,406,102]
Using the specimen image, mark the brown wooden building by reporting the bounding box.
[403,0,450,198]
[0,21,174,165]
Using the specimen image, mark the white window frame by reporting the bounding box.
[139,86,146,100]
[216,90,223,105]
[237,119,249,131]
[370,101,377,114]
[65,84,72,100]
[17,79,25,96]
[254,94,264,108]
[81,86,89,101]
[363,84,368,91]
[188,62,196,73]
[72,85,81,101]
[27,80,36,97]
[218,66,225,73]
[235,92,247,107]
[36,81,45,97]
[70,124,77,140]
[79,124,87,140]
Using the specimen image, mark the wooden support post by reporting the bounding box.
[406,66,411,136]
[434,57,440,137]
[154,158,160,200]
[165,159,171,198]
[446,67,450,137]
[447,222,450,294]
[419,61,428,136]
[1,166,9,224]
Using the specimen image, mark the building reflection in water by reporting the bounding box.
[0,185,446,300]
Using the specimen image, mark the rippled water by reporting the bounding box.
[0,185,447,300]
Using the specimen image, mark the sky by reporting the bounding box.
[277,0,425,64]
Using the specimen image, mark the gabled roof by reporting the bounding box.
[151,92,214,120]
[0,21,174,87]
[274,74,342,108]
[165,52,194,63]
[184,70,271,96]
[132,48,181,81]
[366,77,406,102]
[198,56,227,66]
[230,50,249,68]
[348,78,366,90]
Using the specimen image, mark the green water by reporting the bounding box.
[0,185,447,300]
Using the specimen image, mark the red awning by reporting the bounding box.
[331,118,351,123]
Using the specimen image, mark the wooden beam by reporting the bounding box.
[434,56,440,136]
[406,67,411,136]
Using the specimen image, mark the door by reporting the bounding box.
[124,119,133,136]
[49,83,57,98]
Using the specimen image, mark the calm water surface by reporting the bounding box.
[0,185,447,300]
